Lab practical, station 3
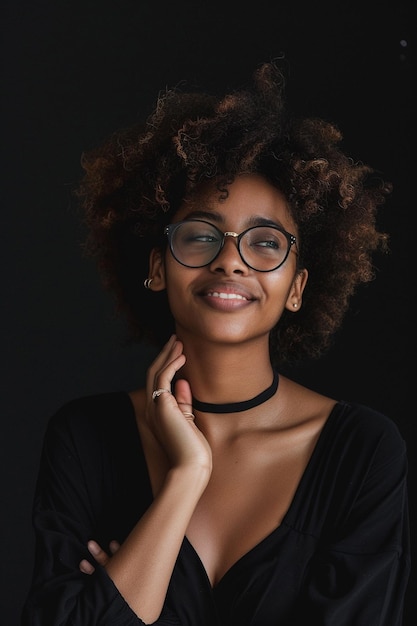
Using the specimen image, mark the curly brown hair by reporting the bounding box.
[76,61,391,367]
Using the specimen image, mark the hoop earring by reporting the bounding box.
[144,278,153,289]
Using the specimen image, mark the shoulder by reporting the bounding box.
[45,391,135,445]
[327,401,408,471]
[305,402,409,531]
[279,378,406,459]
[333,401,405,444]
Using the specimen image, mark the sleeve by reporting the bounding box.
[293,415,411,626]
[20,403,181,626]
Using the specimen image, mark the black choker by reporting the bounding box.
[192,371,279,413]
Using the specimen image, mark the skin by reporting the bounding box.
[79,174,337,624]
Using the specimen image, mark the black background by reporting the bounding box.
[1,1,415,624]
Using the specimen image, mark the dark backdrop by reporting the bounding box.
[2,1,414,624]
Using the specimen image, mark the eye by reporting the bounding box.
[246,228,286,251]
[192,233,219,243]
[179,222,221,245]
[254,238,280,249]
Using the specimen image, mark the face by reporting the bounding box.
[149,173,308,348]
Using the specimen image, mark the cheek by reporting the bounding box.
[164,253,185,288]
[264,270,294,299]
[163,261,192,315]
[264,301,287,328]
[263,274,295,317]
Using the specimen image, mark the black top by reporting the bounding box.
[21,392,410,625]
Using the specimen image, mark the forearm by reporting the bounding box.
[105,464,209,624]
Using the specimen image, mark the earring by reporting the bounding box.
[144,278,153,289]
[293,303,298,308]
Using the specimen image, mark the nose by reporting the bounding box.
[209,232,248,274]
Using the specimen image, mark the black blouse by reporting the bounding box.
[21,392,410,625]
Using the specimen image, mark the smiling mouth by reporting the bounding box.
[207,291,250,300]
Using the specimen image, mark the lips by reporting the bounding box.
[198,282,256,305]
[207,291,249,301]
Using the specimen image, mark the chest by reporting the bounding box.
[186,431,317,587]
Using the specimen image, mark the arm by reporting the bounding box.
[22,404,150,626]
[103,335,212,623]
[22,336,212,625]
[293,413,410,625]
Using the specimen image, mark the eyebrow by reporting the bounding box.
[182,209,286,229]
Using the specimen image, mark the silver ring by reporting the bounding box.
[152,388,171,402]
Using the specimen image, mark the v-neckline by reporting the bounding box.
[183,526,284,591]
[124,391,344,591]
[189,404,343,590]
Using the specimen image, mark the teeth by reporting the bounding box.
[208,291,247,300]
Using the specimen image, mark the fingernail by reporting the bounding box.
[88,540,99,555]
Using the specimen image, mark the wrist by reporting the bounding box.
[166,463,211,494]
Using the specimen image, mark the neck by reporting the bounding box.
[192,370,278,413]
[177,335,275,406]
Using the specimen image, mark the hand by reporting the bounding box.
[79,539,120,575]
[146,335,212,473]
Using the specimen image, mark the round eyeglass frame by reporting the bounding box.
[164,219,297,272]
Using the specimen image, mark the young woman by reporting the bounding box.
[21,61,410,625]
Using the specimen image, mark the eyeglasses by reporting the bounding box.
[164,219,297,272]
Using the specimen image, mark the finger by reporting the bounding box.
[182,412,196,421]
[87,540,110,567]
[176,404,195,420]
[152,388,172,402]
[175,379,195,420]
[109,540,121,555]
[147,336,186,397]
[147,335,179,380]
[79,559,95,575]
[152,352,186,396]
[175,378,192,408]
[177,403,195,420]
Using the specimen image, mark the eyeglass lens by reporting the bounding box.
[167,220,292,271]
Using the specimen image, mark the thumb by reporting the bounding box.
[174,378,194,420]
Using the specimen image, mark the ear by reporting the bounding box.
[285,268,308,312]
[147,247,167,291]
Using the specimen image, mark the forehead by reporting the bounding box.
[176,173,295,229]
